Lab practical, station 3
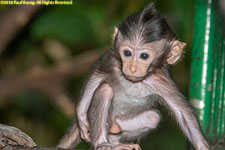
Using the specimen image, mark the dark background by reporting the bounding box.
[0,0,195,149]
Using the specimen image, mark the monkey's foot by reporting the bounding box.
[112,144,141,150]
[96,143,113,150]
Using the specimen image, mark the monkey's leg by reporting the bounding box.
[110,110,160,143]
[87,83,114,150]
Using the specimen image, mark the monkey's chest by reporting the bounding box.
[112,80,153,117]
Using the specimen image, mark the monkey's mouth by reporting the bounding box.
[124,75,143,82]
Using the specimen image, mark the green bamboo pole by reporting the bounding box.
[189,0,225,148]
[189,0,214,133]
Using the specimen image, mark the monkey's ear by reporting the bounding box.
[112,27,118,41]
[166,40,186,64]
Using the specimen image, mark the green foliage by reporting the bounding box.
[30,8,96,46]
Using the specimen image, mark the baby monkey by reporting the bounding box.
[57,3,209,150]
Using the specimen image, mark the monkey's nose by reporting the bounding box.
[131,66,137,73]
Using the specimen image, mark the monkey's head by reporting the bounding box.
[113,3,186,82]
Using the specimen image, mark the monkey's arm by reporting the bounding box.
[146,73,209,150]
[88,83,114,149]
[76,72,104,142]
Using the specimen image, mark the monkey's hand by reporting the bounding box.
[96,144,112,150]
[78,116,91,142]
[96,143,141,150]
[112,144,141,150]
[197,143,209,150]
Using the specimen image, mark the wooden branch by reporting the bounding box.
[1,145,76,150]
[0,124,77,150]
[0,124,36,148]
[0,4,41,53]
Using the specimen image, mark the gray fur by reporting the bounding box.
[58,2,209,150]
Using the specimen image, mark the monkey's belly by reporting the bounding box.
[112,90,150,117]
[111,76,153,117]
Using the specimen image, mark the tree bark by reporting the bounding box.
[0,124,78,150]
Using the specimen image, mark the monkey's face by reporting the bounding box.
[119,42,156,82]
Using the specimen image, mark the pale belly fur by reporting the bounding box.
[112,76,153,117]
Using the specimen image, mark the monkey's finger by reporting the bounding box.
[112,144,131,150]
[79,124,91,142]
[84,135,91,142]
[97,146,112,150]
[127,144,142,150]
[81,131,91,142]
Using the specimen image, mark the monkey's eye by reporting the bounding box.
[140,53,149,60]
[123,50,132,57]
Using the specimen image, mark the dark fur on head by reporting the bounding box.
[115,3,175,45]
[113,3,176,75]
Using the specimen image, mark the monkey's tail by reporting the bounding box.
[57,120,81,149]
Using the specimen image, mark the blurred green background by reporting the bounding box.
[0,0,195,149]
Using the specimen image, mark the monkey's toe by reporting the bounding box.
[97,145,112,150]
[112,144,141,150]
[112,144,130,150]
[127,144,141,150]
[96,143,114,150]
